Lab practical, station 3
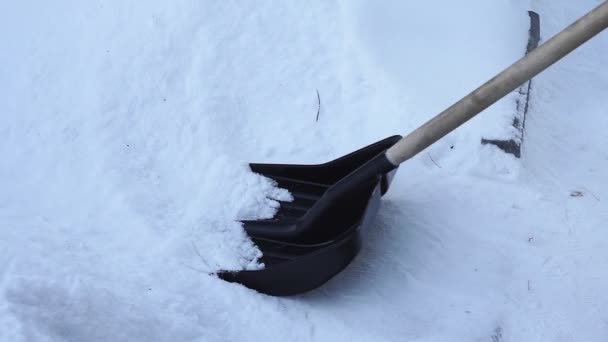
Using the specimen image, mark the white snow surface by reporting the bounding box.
[1,0,607,341]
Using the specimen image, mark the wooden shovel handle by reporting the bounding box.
[385,1,608,166]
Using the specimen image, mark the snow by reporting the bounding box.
[1,0,607,341]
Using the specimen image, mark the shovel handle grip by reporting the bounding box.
[385,1,608,166]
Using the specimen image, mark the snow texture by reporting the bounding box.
[1,0,607,341]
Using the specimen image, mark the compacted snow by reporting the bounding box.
[1,0,607,341]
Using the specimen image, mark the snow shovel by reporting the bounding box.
[219,2,608,296]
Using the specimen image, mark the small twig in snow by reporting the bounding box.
[190,241,213,273]
[315,89,321,122]
[181,262,214,276]
[580,186,601,201]
[428,153,442,168]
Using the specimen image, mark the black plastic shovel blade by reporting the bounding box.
[218,135,401,296]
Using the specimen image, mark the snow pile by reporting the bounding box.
[1,0,608,341]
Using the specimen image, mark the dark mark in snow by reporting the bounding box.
[570,190,584,197]
[491,326,503,342]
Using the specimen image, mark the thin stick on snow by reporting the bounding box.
[580,186,601,201]
[181,262,213,276]
[315,89,321,122]
[428,153,442,168]
[190,241,213,274]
